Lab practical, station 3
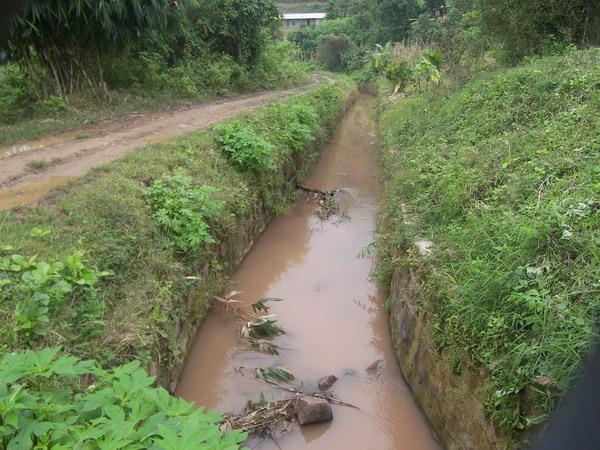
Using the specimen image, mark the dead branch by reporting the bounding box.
[296,184,339,197]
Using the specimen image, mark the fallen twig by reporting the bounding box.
[296,184,339,197]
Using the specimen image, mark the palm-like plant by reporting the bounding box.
[370,42,393,72]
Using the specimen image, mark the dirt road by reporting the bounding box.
[0,81,322,208]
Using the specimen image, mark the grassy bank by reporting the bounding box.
[377,48,599,438]
[0,78,356,376]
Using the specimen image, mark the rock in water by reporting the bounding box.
[318,375,338,391]
[366,359,386,376]
[296,396,333,425]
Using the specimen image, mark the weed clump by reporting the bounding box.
[144,175,223,252]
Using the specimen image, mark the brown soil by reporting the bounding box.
[0,80,322,208]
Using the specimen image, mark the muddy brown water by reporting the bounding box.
[177,95,441,450]
[0,176,75,210]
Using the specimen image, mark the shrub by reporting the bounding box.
[0,251,109,346]
[384,58,412,93]
[266,100,318,152]
[252,41,307,89]
[0,347,246,449]
[144,175,223,252]
[0,64,36,123]
[315,34,353,70]
[214,121,276,173]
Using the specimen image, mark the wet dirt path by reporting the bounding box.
[0,79,324,209]
[176,95,441,449]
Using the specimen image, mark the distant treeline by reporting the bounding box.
[290,0,600,70]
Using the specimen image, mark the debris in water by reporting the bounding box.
[221,388,356,440]
[297,184,342,220]
[366,359,387,376]
[255,366,295,384]
[251,297,284,314]
[248,337,279,355]
[222,398,297,438]
[214,290,243,317]
[242,316,284,339]
[297,184,339,198]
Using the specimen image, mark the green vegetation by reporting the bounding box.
[0,251,108,347]
[0,0,308,144]
[290,0,600,75]
[377,48,600,436]
[144,176,224,252]
[215,122,277,173]
[0,78,355,369]
[277,1,327,13]
[0,77,355,448]
[0,347,246,448]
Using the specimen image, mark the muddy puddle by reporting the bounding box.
[177,95,441,450]
[0,176,74,210]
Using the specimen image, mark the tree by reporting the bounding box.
[190,0,279,65]
[476,0,600,59]
[4,0,187,99]
[357,0,423,43]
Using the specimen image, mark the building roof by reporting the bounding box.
[282,13,327,20]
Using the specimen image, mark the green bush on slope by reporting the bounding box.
[378,49,599,434]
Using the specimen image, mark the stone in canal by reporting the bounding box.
[296,396,333,425]
[366,359,386,376]
[318,375,338,391]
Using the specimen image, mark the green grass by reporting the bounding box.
[0,79,356,377]
[377,48,600,438]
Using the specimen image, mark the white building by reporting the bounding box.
[282,13,327,28]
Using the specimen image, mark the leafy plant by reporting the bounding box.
[268,101,318,153]
[0,251,109,345]
[384,58,412,93]
[414,54,442,91]
[43,95,67,115]
[371,43,393,72]
[144,175,223,252]
[215,121,276,173]
[0,347,246,449]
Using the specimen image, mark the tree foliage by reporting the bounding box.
[476,0,600,59]
[190,0,280,65]
[2,0,282,102]
[5,0,186,98]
